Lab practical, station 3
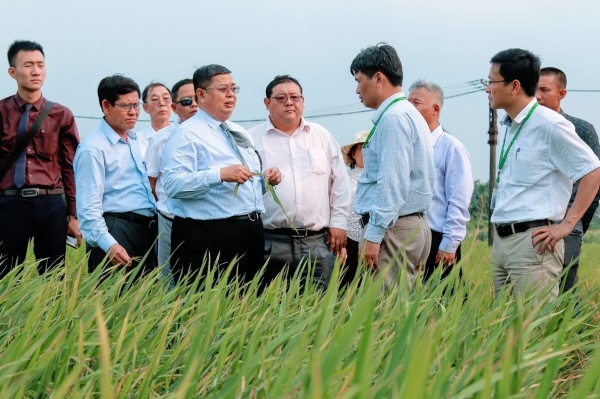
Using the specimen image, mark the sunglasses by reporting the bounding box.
[175,97,194,106]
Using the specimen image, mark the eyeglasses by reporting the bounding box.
[147,97,172,106]
[270,95,303,104]
[484,79,508,86]
[175,97,194,106]
[201,85,240,94]
[114,102,142,111]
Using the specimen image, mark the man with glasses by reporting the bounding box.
[74,74,157,280]
[248,75,350,289]
[144,78,198,286]
[137,82,172,157]
[535,67,600,293]
[0,40,80,277]
[162,64,281,286]
[486,49,600,299]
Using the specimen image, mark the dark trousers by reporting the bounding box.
[87,214,158,282]
[561,222,583,293]
[170,216,264,286]
[341,238,360,287]
[0,195,67,278]
[423,230,462,282]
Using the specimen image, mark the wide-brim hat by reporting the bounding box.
[341,130,369,166]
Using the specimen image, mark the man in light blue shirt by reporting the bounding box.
[408,80,474,285]
[350,43,435,288]
[74,75,157,278]
[162,64,280,286]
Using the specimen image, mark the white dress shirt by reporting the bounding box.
[492,99,600,224]
[355,92,435,243]
[426,125,474,253]
[144,122,178,218]
[248,118,351,231]
[137,125,161,158]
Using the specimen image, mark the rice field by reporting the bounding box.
[0,230,599,398]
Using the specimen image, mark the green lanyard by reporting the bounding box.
[362,97,406,148]
[496,102,539,183]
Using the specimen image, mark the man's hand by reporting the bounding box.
[107,243,132,266]
[327,227,347,255]
[531,223,572,254]
[67,217,83,247]
[264,167,281,186]
[359,239,380,270]
[435,250,456,266]
[220,164,253,183]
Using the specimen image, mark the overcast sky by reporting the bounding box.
[2,0,599,181]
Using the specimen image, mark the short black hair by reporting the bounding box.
[540,67,567,89]
[171,78,193,101]
[265,75,303,98]
[490,48,541,97]
[142,82,170,103]
[7,40,44,67]
[192,64,231,91]
[350,43,403,87]
[97,74,140,109]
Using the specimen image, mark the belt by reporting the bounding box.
[267,227,328,238]
[228,211,261,222]
[103,212,157,229]
[0,188,65,198]
[359,212,424,228]
[495,219,549,238]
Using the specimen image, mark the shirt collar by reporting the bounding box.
[14,92,45,111]
[265,117,310,136]
[371,92,405,123]
[100,119,136,144]
[501,98,538,126]
[195,108,228,131]
[431,124,443,146]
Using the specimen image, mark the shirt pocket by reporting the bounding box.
[307,148,328,175]
[509,150,545,185]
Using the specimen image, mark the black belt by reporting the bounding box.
[228,211,261,221]
[104,212,157,229]
[359,212,424,228]
[267,227,328,238]
[0,188,65,197]
[495,219,549,238]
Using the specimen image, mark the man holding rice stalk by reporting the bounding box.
[349,43,435,288]
[249,75,351,289]
[163,64,281,286]
[486,48,600,299]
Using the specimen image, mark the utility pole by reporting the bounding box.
[488,106,498,246]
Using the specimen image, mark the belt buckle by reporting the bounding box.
[292,228,307,238]
[20,188,39,198]
[248,212,259,222]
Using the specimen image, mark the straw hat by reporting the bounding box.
[341,130,369,166]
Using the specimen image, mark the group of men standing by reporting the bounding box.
[1,39,599,301]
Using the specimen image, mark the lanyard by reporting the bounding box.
[496,102,538,183]
[362,97,406,148]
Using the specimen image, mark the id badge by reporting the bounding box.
[490,188,498,211]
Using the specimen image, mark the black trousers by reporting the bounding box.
[0,194,67,278]
[341,238,360,287]
[170,216,264,286]
[87,214,157,282]
[423,230,462,282]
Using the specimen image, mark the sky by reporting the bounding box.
[2,0,599,182]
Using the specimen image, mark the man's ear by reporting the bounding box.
[264,97,270,110]
[195,88,205,103]
[8,67,16,80]
[559,88,567,101]
[101,99,111,115]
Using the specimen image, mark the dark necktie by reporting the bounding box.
[13,103,32,188]
[220,122,253,168]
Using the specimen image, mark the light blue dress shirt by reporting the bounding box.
[355,92,435,243]
[162,108,264,220]
[74,119,156,252]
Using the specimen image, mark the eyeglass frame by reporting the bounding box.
[485,79,510,86]
[113,102,142,112]
[269,95,304,104]
[200,85,240,94]
[174,97,195,106]
[146,97,172,106]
